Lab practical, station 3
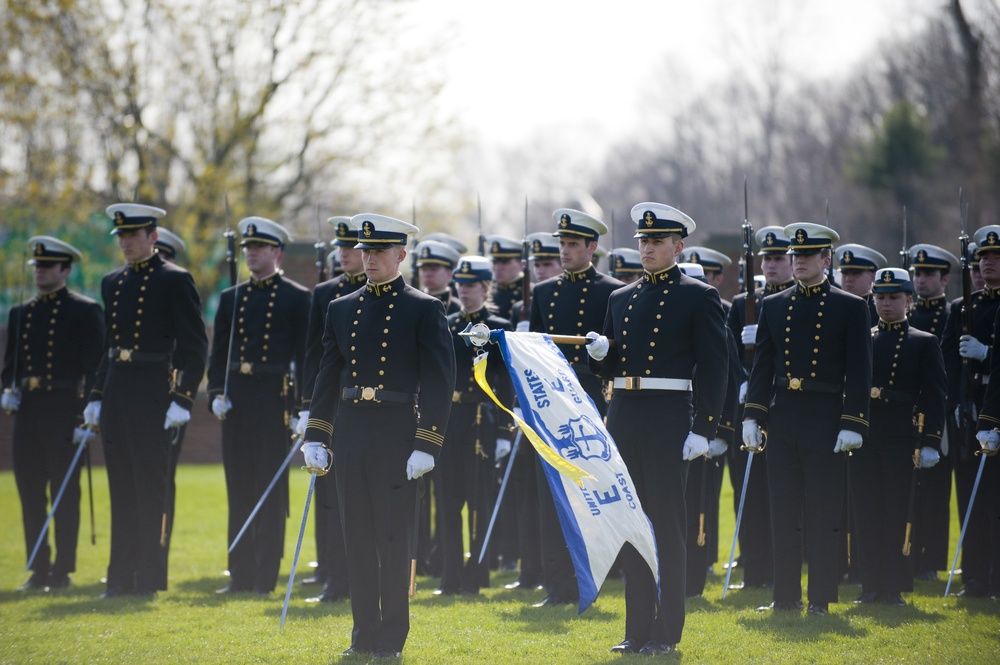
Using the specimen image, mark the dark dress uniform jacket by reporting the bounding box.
[909,295,948,341]
[303,274,455,654]
[853,319,945,597]
[744,278,872,606]
[206,271,310,593]
[491,279,524,323]
[301,272,367,408]
[591,265,728,647]
[91,252,207,593]
[3,287,104,579]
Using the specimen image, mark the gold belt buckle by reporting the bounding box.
[788,377,802,390]
[870,387,882,399]
[361,387,376,401]
[27,376,41,391]
[625,377,640,390]
[118,348,132,362]
[240,362,252,375]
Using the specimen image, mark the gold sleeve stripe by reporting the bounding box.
[744,402,769,413]
[307,418,334,435]
[841,414,869,426]
[979,414,1000,424]
[416,428,444,446]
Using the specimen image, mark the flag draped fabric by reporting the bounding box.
[473,331,659,613]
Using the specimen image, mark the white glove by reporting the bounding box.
[682,432,710,461]
[834,429,863,453]
[495,437,512,461]
[976,429,1000,452]
[212,395,232,419]
[83,400,101,427]
[406,450,435,480]
[918,447,940,468]
[741,324,758,346]
[72,426,95,445]
[515,320,531,333]
[738,381,748,404]
[294,410,309,436]
[707,438,729,459]
[163,401,191,430]
[955,403,978,428]
[959,334,989,361]
[300,441,331,471]
[742,419,763,452]
[585,331,609,361]
[2,388,22,413]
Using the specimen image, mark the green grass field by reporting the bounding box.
[0,464,997,664]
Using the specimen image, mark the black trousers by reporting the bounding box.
[954,440,1000,593]
[610,392,690,647]
[436,402,493,592]
[765,393,845,605]
[101,363,171,592]
[913,451,952,573]
[849,427,914,596]
[13,390,83,577]
[221,374,289,593]
[334,402,416,654]
[684,456,717,596]
[727,442,773,586]
[511,440,542,585]
[313,463,349,594]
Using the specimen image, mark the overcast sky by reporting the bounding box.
[415,0,942,151]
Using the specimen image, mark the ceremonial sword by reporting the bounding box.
[280,456,328,628]
[945,447,993,596]
[723,442,761,598]
[478,429,522,564]
[229,440,303,553]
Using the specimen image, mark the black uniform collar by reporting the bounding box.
[563,264,596,282]
[366,274,405,297]
[36,286,67,303]
[496,278,523,290]
[916,294,946,308]
[765,279,795,293]
[877,318,909,332]
[344,271,366,285]
[796,277,830,297]
[461,306,488,322]
[128,252,161,272]
[982,286,1000,299]
[250,271,281,288]
[643,264,681,285]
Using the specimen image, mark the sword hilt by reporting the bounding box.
[902,522,913,556]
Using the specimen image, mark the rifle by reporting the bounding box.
[520,196,531,322]
[314,204,328,284]
[742,177,756,367]
[957,189,976,458]
[477,194,485,257]
[223,191,237,287]
[410,200,421,290]
[3,249,27,411]
[900,207,910,272]
[824,198,835,283]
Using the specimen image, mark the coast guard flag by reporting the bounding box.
[474,330,659,613]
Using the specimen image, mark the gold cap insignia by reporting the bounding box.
[560,213,570,228]
[362,221,373,238]
[644,211,655,228]
[795,229,807,244]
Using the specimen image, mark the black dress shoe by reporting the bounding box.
[854,591,878,604]
[46,573,71,589]
[504,579,542,590]
[306,587,350,603]
[610,639,641,654]
[807,602,828,616]
[914,570,939,581]
[756,600,803,612]
[532,594,577,608]
[432,587,460,596]
[216,583,252,594]
[879,593,906,607]
[299,575,323,585]
[459,587,481,597]
[18,572,49,591]
[372,649,401,658]
[638,641,675,655]
[956,581,988,598]
[341,646,370,656]
[100,586,130,599]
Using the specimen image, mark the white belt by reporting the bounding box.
[613,377,691,391]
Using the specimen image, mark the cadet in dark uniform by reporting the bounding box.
[835,243,887,325]
[725,225,794,590]
[486,235,525,322]
[84,203,207,598]
[2,237,104,590]
[208,216,309,594]
[852,268,945,606]
[944,226,1000,597]
[588,203,728,655]
[608,247,643,285]
[295,216,366,602]
[153,227,188,544]
[528,208,623,606]
[415,238,462,316]
[436,256,514,595]
[743,222,872,616]
[907,244,958,580]
[301,214,455,658]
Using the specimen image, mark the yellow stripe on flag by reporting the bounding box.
[473,353,594,487]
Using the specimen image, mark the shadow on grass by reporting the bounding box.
[737,610,869,640]
[21,583,160,618]
[496,602,619,633]
[843,602,946,627]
